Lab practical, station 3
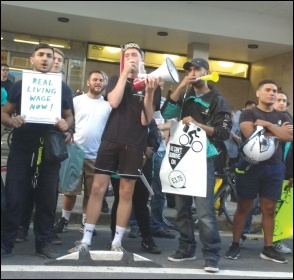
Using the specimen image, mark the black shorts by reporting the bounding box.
[94,140,144,179]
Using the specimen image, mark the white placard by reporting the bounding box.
[21,71,62,124]
[160,121,207,197]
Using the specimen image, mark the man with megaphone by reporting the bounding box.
[161,58,232,272]
[68,42,162,254]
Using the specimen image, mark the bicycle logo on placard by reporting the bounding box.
[168,124,204,189]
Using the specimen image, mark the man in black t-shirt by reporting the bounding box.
[68,42,160,254]
[225,80,293,264]
[1,44,73,259]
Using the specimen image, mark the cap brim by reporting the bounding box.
[183,62,201,70]
[183,62,193,70]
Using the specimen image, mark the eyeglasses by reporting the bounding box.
[1,69,9,72]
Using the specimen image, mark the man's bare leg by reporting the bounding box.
[112,177,136,248]
[81,174,110,245]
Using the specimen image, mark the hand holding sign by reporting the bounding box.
[9,115,26,128]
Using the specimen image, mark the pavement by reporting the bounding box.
[2,142,293,279]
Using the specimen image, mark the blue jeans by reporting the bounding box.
[243,209,254,234]
[129,209,139,229]
[150,151,166,232]
[243,196,260,233]
[174,158,221,261]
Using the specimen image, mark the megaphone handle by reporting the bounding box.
[139,62,146,74]
[133,78,145,92]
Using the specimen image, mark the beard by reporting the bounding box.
[192,79,205,87]
[90,86,103,95]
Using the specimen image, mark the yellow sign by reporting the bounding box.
[273,180,293,242]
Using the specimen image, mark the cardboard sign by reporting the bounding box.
[160,121,207,197]
[21,71,62,124]
[273,180,293,242]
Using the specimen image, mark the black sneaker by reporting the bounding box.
[260,247,287,264]
[15,226,28,243]
[36,244,59,259]
[50,231,62,245]
[141,238,161,254]
[128,228,140,238]
[1,247,12,258]
[53,217,69,233]
[151,228,176,239]
[167,250,196,262]
[204,259,219,273]
[225,244,240,260]
[101,200,109,213]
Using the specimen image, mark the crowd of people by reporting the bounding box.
[1,42,293,273]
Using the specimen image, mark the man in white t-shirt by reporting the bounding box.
[53,70,112,235]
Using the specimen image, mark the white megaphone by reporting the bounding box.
[133,58,179,91]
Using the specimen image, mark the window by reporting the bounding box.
[209,59,250,79]
[87,43,250,78]
[87,43,186,71]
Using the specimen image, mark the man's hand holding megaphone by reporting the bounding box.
[144,75,161,95]
[133,58,179,92]
[141,74,160,125]
[134,73,160,94]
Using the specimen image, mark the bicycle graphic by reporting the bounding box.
[167,124,204,189]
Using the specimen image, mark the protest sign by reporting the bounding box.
[21,71,62,124]
[160,121,207,197]
[273,180,293,242]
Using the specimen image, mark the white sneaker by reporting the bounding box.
[273,242,292,254]
[67,241,90,254]
[111,242,126,252]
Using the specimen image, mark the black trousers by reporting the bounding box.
[110,158,152,240]
[18,178,59,232]
[1,147,60,251]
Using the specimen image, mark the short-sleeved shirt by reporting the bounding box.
[239,107,292,164]
[7,80,73,151]
[102,76,161,151]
